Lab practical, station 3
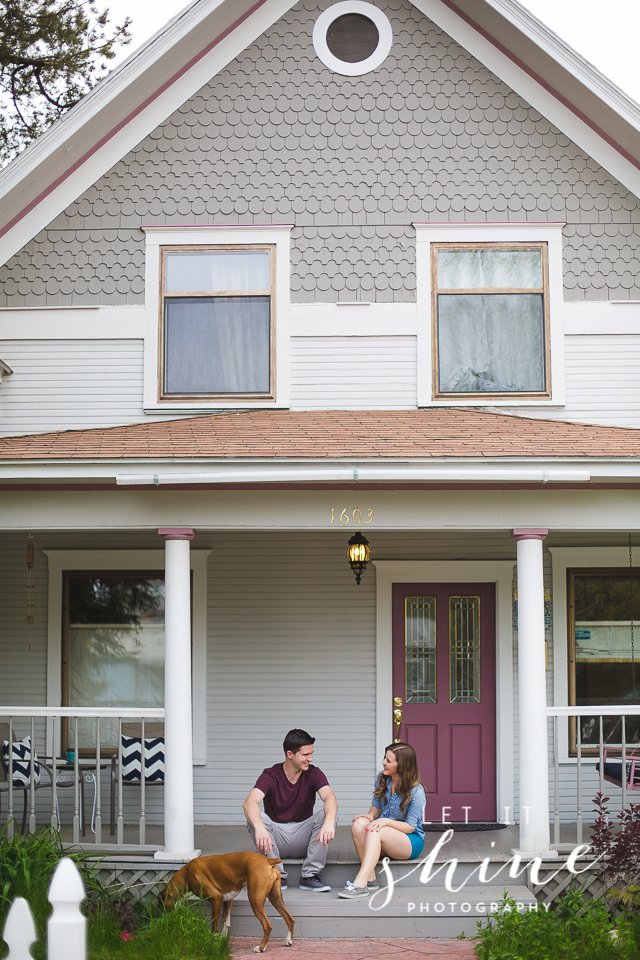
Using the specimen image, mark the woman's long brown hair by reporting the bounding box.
[373,742,427,816]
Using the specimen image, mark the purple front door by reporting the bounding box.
[392,582,497,823]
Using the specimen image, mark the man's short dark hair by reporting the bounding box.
[283,729,315,755]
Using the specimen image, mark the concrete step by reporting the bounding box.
[227,883,538,939]
[279,859,530,888]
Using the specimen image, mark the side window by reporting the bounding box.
[432,243,550,398]
[568,568,640,752]
[160,245,275,399]
[62,572,165,749]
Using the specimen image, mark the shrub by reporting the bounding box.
[590,792,640,898]
[473,891,637,960]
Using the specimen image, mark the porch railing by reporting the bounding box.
[547,706,640,846]
[0,707,165,848]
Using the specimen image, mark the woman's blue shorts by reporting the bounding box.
[407,832,425,859]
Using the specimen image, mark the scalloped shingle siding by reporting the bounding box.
[1,0,639,306]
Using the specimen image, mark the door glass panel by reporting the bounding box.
[405,597,436,703]
[449,596,481,703]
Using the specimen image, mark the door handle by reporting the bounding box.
[393,697,403,742]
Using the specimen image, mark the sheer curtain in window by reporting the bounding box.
[164,296,270,394]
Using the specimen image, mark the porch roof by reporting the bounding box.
[1,408,640,462]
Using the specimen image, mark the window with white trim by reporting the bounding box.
[161,245,274,399]
[415,222,565,407]
[45,550,209,764]
[433,242,550,398]
[143,226,291,413]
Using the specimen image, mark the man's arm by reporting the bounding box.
[316,784,338,846]
[243,786,274,854]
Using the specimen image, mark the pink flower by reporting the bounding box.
[120,931,134,941]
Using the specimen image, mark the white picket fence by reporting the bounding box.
[2,857,85,960]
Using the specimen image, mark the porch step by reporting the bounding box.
[227,882,538,939]
[277,859,532,888]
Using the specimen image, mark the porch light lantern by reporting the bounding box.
[347,532,370,585]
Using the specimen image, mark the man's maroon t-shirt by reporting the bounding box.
[254,763,329,823]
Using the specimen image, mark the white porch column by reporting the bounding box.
[512,528,555,857]
[155,527,199,861]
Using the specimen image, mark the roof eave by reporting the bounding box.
[2,0,640,266]
[446,0,640,162]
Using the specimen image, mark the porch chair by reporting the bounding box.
[110,722,165,835]
[0,723,54,832]
[596,745,640,791]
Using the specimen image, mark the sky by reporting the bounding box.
[103,0,640,106]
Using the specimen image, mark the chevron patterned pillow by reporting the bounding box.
[121,736,165,782]
[2,736,41,786]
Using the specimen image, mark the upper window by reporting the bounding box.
[312,1,393,76]
[143,225,291,413]
[432,242,550,398]
[160,245,275,400]
[414,222,564,408]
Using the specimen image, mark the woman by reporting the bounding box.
[338,741,427,899]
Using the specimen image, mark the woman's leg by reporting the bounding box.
[352,827,413,888]
[351,819,377,882]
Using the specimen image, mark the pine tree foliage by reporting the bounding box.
[0,0,131,164]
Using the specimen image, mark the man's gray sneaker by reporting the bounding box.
[299,874,331,892]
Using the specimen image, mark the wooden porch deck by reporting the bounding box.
[62,821,593,859]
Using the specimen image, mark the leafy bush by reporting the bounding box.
[590,792,640,911]
[473,891,637,960]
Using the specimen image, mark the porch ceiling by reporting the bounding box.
[1,408,640,462]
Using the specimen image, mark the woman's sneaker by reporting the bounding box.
[337,881,369,899]
[367,878,379,891]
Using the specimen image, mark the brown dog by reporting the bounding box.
[158,851,295,953]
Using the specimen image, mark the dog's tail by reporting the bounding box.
[267,857,282,865]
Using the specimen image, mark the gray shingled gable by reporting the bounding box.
[1,0,639,307]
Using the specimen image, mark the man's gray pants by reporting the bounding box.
[246,809,336,880]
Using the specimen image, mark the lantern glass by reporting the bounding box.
[347,532,371,585]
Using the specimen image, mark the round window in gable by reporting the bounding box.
[313,2,393,76]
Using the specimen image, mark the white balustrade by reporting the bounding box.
[0,707,164,849]
[547,705,640,846]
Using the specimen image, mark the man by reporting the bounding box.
[243,728,338,892]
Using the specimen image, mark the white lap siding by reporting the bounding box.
[0,528,633,825]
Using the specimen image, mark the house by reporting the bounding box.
[1,0,640,867]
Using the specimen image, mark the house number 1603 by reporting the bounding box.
[330,508,373,525]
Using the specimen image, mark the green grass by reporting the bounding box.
[86,899,230,960]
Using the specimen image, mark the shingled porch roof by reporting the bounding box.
[1,408,640,461]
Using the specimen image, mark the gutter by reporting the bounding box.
[115,465,592,485]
